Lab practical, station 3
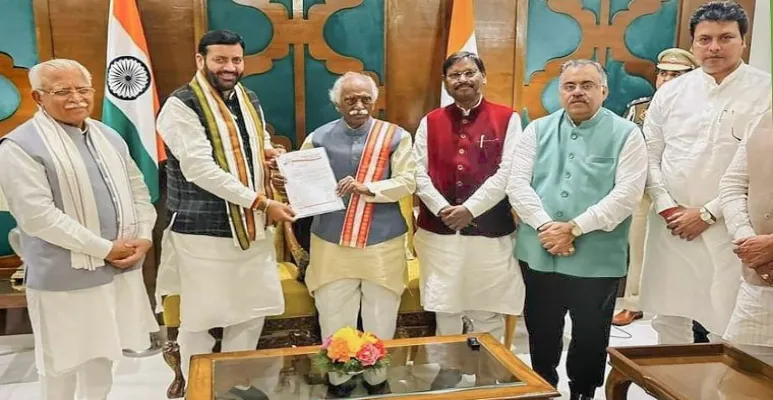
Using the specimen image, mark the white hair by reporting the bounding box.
[328,72,379,107]
[560,59,608,87]
[28,59,92,91]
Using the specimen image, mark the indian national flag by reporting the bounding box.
[102,0,165,202]
[441,0,478,107]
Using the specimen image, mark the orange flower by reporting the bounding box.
[326,338,351,363]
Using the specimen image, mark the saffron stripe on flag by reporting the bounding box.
[103,0,164,203]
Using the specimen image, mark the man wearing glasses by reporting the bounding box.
[0,59,158,399]
[413,51,525,341]
[507,59,647,400]
[639,1,771,345]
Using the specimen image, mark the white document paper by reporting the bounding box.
[276,147,345,219]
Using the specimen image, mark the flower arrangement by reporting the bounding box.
[312,326,391,374]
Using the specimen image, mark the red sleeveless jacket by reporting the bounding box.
[417,99,517,237]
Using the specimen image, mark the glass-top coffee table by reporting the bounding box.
[187,333,559,399]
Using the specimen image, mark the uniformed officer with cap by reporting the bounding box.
[623,48,700,126]
[614,48,700,327]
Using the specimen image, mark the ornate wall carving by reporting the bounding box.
[197,0,386,149]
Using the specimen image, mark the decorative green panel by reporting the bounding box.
[305,0,386,132]
[0,213,15,257]
[525,2,581,83]
[0,0,38,69]
[609,0,634,23]
[322,0,385,80]
[604,50,653,115]
[0,76,20,121]
[207,0,386,148]
[272,0,292,14]
[304,0,326,18]
[581,0,602,24]
[626,0,679,63]
[523,0,678,119]
[305,46,339,133]
[241,50,296,145]
[207,0,273,54]
[540,78,561,115]
[0,0,36,257]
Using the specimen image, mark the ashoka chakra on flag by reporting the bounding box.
[107,55,151,101]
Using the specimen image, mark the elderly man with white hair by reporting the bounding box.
[0,59,158,399]
[297,71,415,340]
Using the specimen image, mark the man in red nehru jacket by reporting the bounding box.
[413,51,525,341]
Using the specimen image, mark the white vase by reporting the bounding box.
[327,370,361,386]
[363,367,388,385]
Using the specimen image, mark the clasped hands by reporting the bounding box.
[663,206,710,241]
[733,234,773,284]
[538,222,575,257]
[105,239,152,270]
[438,205,474,231]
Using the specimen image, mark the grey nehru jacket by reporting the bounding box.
[1,119,138,291]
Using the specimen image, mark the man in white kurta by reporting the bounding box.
[414,52,525,341]
[155,30,295,377]
[298,72,415,340]
[719,110,773,358]
[639,1,772,343]
[0,59,158,399]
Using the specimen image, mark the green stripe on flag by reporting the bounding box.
[102,100,160,203]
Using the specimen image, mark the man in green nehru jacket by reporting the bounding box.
[506,59,647,400]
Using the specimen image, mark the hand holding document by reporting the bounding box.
[276,148,345,219]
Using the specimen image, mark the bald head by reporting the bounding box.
[29,59,95,128]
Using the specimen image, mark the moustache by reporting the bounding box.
[64,103,89,110]
[455,83,473,89]
[348,109,369,116]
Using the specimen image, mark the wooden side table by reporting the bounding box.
[606,343,773,400]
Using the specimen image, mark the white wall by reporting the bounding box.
[749,0,771,74]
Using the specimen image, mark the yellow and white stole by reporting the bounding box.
[339,119,398,248]
[189,71,271,250]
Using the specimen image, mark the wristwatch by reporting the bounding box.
[569,221,583,238]
[700,207,716,225]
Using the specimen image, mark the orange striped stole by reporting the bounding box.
[339,119,398,248]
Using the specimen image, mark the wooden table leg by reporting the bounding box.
[605,368,633,400]
[163,326,186,399]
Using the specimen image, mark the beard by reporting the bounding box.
[205,68,243,92]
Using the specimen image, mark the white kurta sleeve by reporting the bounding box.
[719,142,756,241]
[0,141,113,260]
[643,94,679,213]
[463,113,522,218]
[572,129,648,233]
[506,123,553,229]
[157,97,260,209]
[364,130,416,203]
[413,117,451,215]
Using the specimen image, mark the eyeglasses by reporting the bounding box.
[38,87,95,98]
[560,82,600,93]
[342,95,373,106]
[445,70,479,81]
